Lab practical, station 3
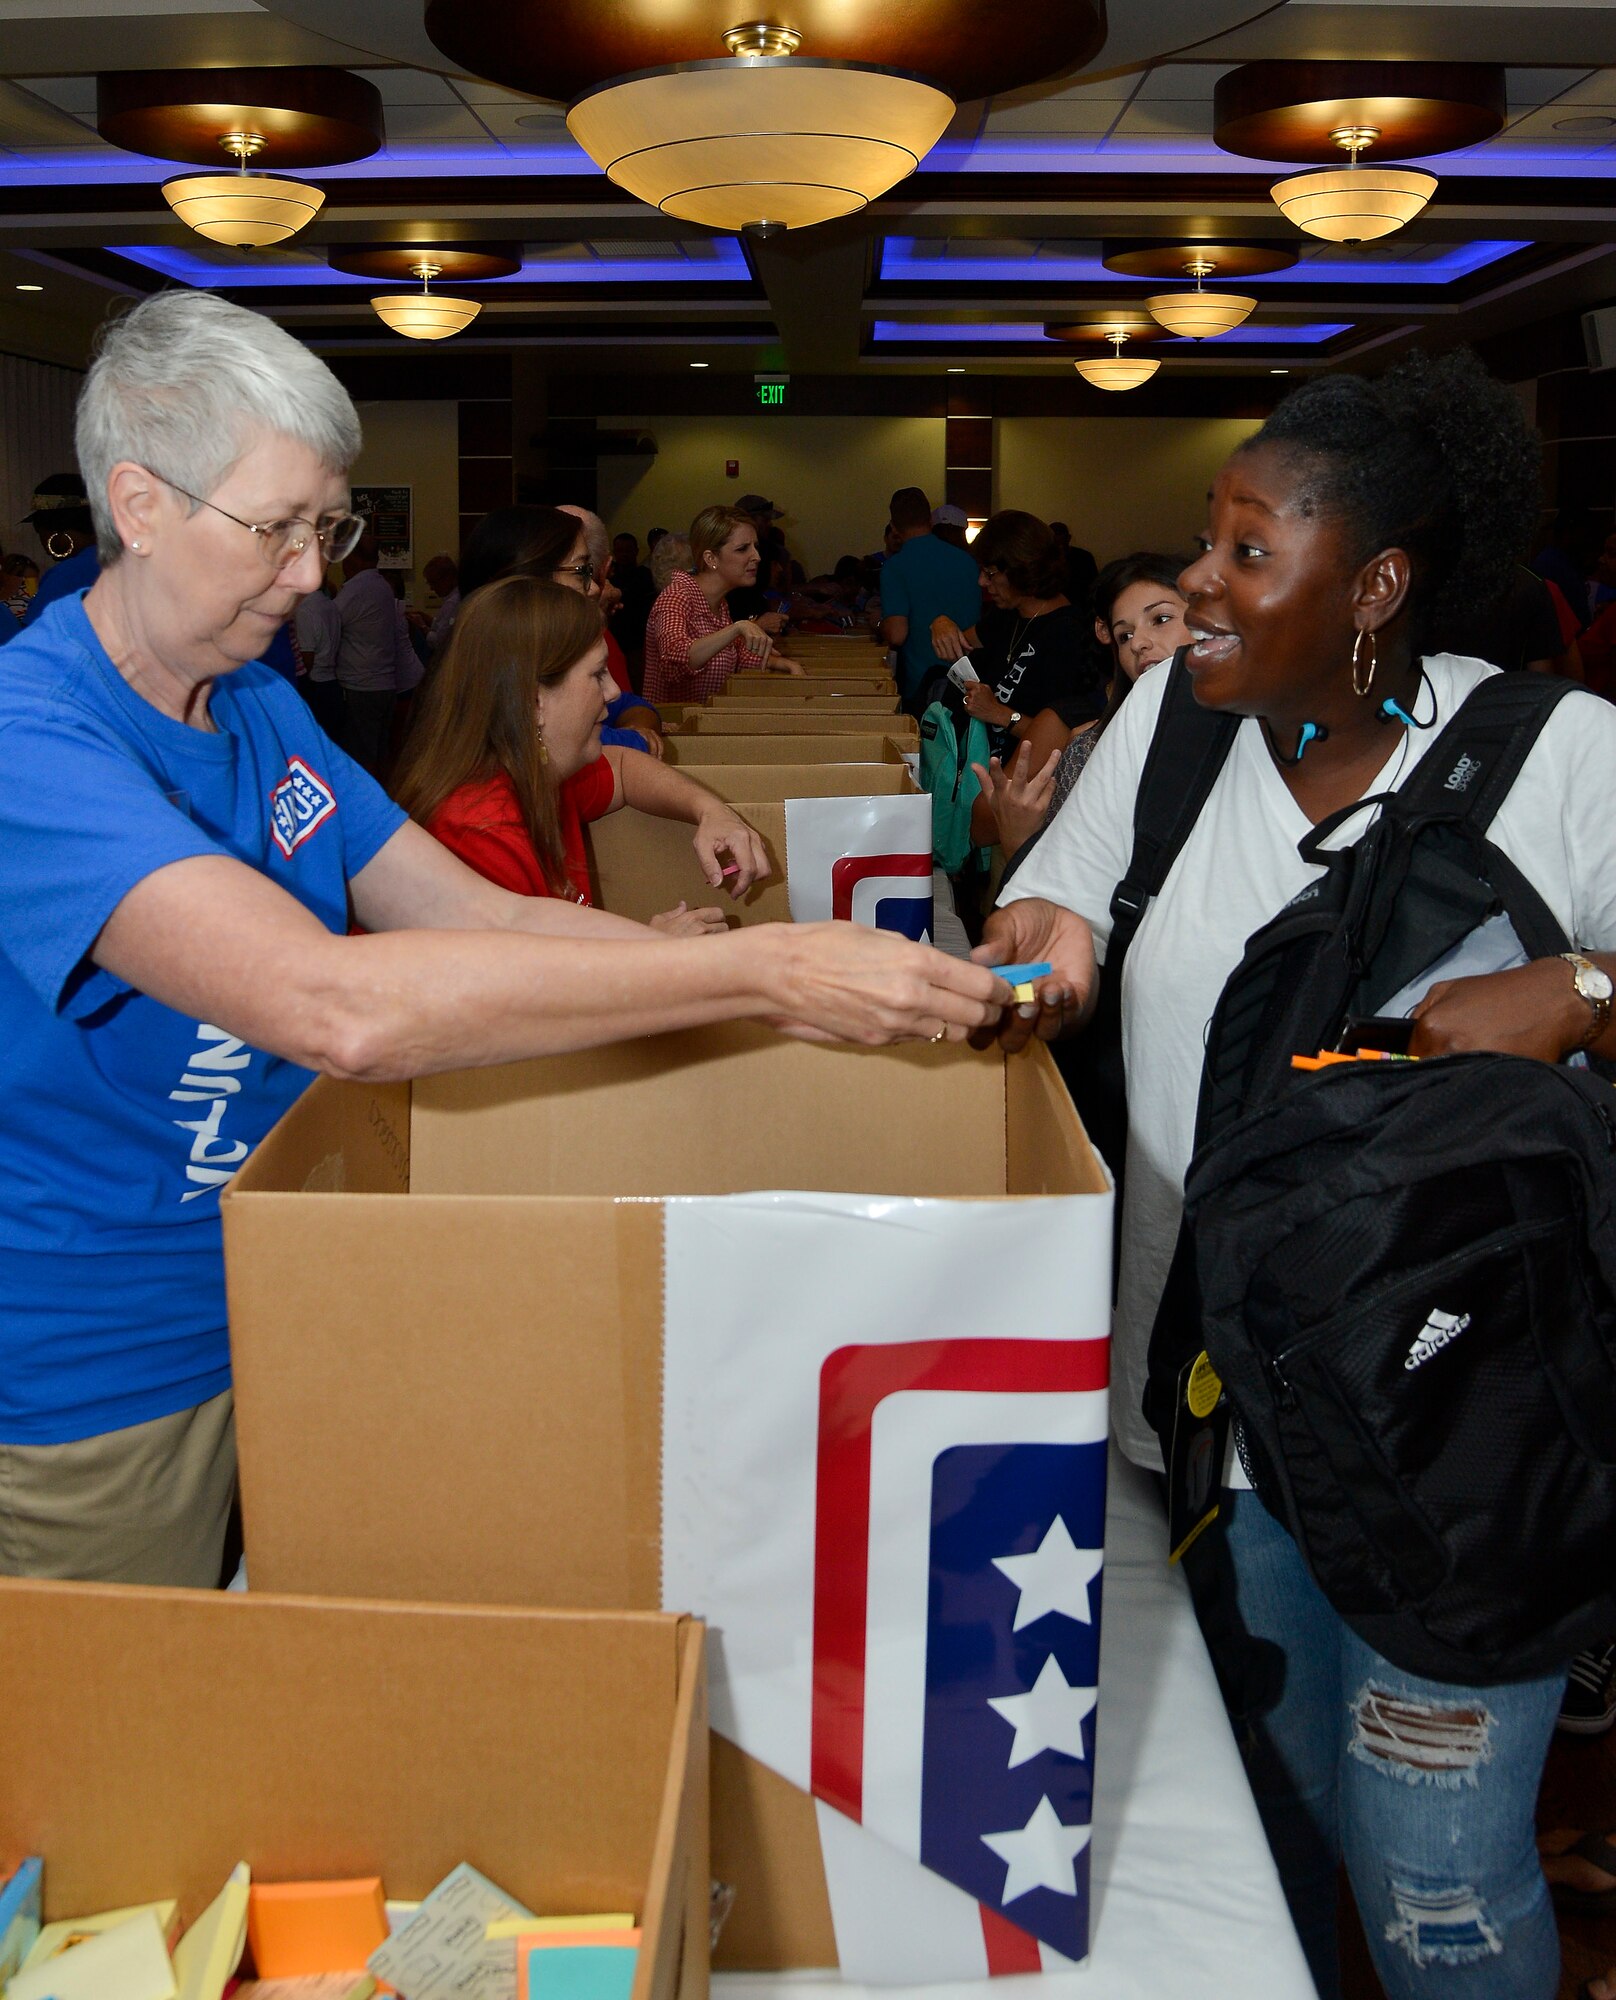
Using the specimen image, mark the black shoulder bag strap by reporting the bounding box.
[1106,652,1242,985]
[1379,669,1577,962]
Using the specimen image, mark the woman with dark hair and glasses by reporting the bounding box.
[0,290,1011,1591]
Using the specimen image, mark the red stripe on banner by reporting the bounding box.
[810,1337,1110,1821]
[980,1903,1044,1975]
[830,850,931,921]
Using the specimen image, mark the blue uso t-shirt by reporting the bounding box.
[0,591,406,1443]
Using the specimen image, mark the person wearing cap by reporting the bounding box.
[0,291,1008,1589]
[931,502,971,552]
[878,485,982,716]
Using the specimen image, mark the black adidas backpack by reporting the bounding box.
[1133,667,1616,1681]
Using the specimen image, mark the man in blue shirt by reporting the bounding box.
[878,486,981,716]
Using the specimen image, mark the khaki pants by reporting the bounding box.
[0,1390,236,1587]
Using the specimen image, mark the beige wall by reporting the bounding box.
[347,399,460,604]
[995,416,1261,565]
[599,416,945,578]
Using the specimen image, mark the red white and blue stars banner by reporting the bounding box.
[660,1191,1112,1984]
[785,793,935,943]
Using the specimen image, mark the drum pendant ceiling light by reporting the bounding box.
[1270,126,1436,244]
[1144,260,1257,339]
[371,262,481,340]
[1210,61,1505,246]
[1075,331,1160,393]
[565,22,955,234]
[161,132,325,247]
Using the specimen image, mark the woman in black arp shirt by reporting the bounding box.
[930,510,1110,760]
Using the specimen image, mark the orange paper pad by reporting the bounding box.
[247,1880,387,1977]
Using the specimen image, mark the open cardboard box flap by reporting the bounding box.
[0,1578,707,2000]
[222,1033,1103,1969]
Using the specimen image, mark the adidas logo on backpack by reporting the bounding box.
[1404,1307,1472,1372]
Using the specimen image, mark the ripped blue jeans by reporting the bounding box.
[1208,1488,1565,2000]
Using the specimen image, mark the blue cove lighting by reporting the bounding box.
[878,239,1529,287]
[112,241,751,288]
[871,320,1354,346]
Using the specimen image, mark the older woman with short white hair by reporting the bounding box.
[0,290,1008,1591]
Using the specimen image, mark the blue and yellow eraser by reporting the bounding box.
[989,960,1053,1002]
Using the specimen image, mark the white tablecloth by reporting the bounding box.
[716,1444,1317,2000]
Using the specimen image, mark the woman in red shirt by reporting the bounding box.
[643,504,806,702]
[394,576,770,932]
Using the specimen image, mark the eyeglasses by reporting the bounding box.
[153,472,365,571]
[548,560,596,584]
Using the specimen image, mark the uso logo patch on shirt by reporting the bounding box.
[269,757,338,857]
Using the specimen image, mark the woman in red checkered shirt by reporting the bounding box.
[643,504,804,702]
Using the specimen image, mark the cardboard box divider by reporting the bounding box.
[719,677,895,700]
[680,710,916,740]
[221,1032,1105,1973]
[702,696,899,716]
[666,733,910,768]
[670,763,916,807]
[0,1579,708,2000]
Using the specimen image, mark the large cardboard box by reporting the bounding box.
[222,1033,1108,1975]
[667,733,909,768]
[0,1579,707,2000]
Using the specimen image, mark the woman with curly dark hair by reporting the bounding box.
[981,349,1616,2000]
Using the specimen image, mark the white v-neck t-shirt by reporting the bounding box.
[1002,653,1616,1473]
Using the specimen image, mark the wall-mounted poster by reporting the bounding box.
[351,483,412,570]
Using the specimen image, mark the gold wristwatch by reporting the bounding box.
[1561,952,1613,1051]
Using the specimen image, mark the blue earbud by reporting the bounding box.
[1293,722,1326,760]
[1380,696,1418,728]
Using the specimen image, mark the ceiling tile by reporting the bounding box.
[357,67,460,105]
[469,101,568,135]
[1109,100,1213,138]
[1543,67,1616,107]
[1493,103,1616,147]
[1504,67,1598,104]
[377,103,491,142]
[982,99,1123,134]
[21,77,97,119]
[1132,62,1229,99]
[452,79,552,105]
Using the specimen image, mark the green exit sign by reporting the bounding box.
[755,379,788,408]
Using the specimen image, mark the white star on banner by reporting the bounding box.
[987,1654,1098,1767]
[992,1515,1103,1630]
[981,1795,1093,1903]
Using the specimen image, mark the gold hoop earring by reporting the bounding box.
[1351,628,1378,698]
[45,530,74,561]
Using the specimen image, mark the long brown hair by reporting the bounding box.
[394,574,604,895]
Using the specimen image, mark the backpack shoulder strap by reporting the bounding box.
[1107,652,1241,977]
[1394,669,1576,835]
